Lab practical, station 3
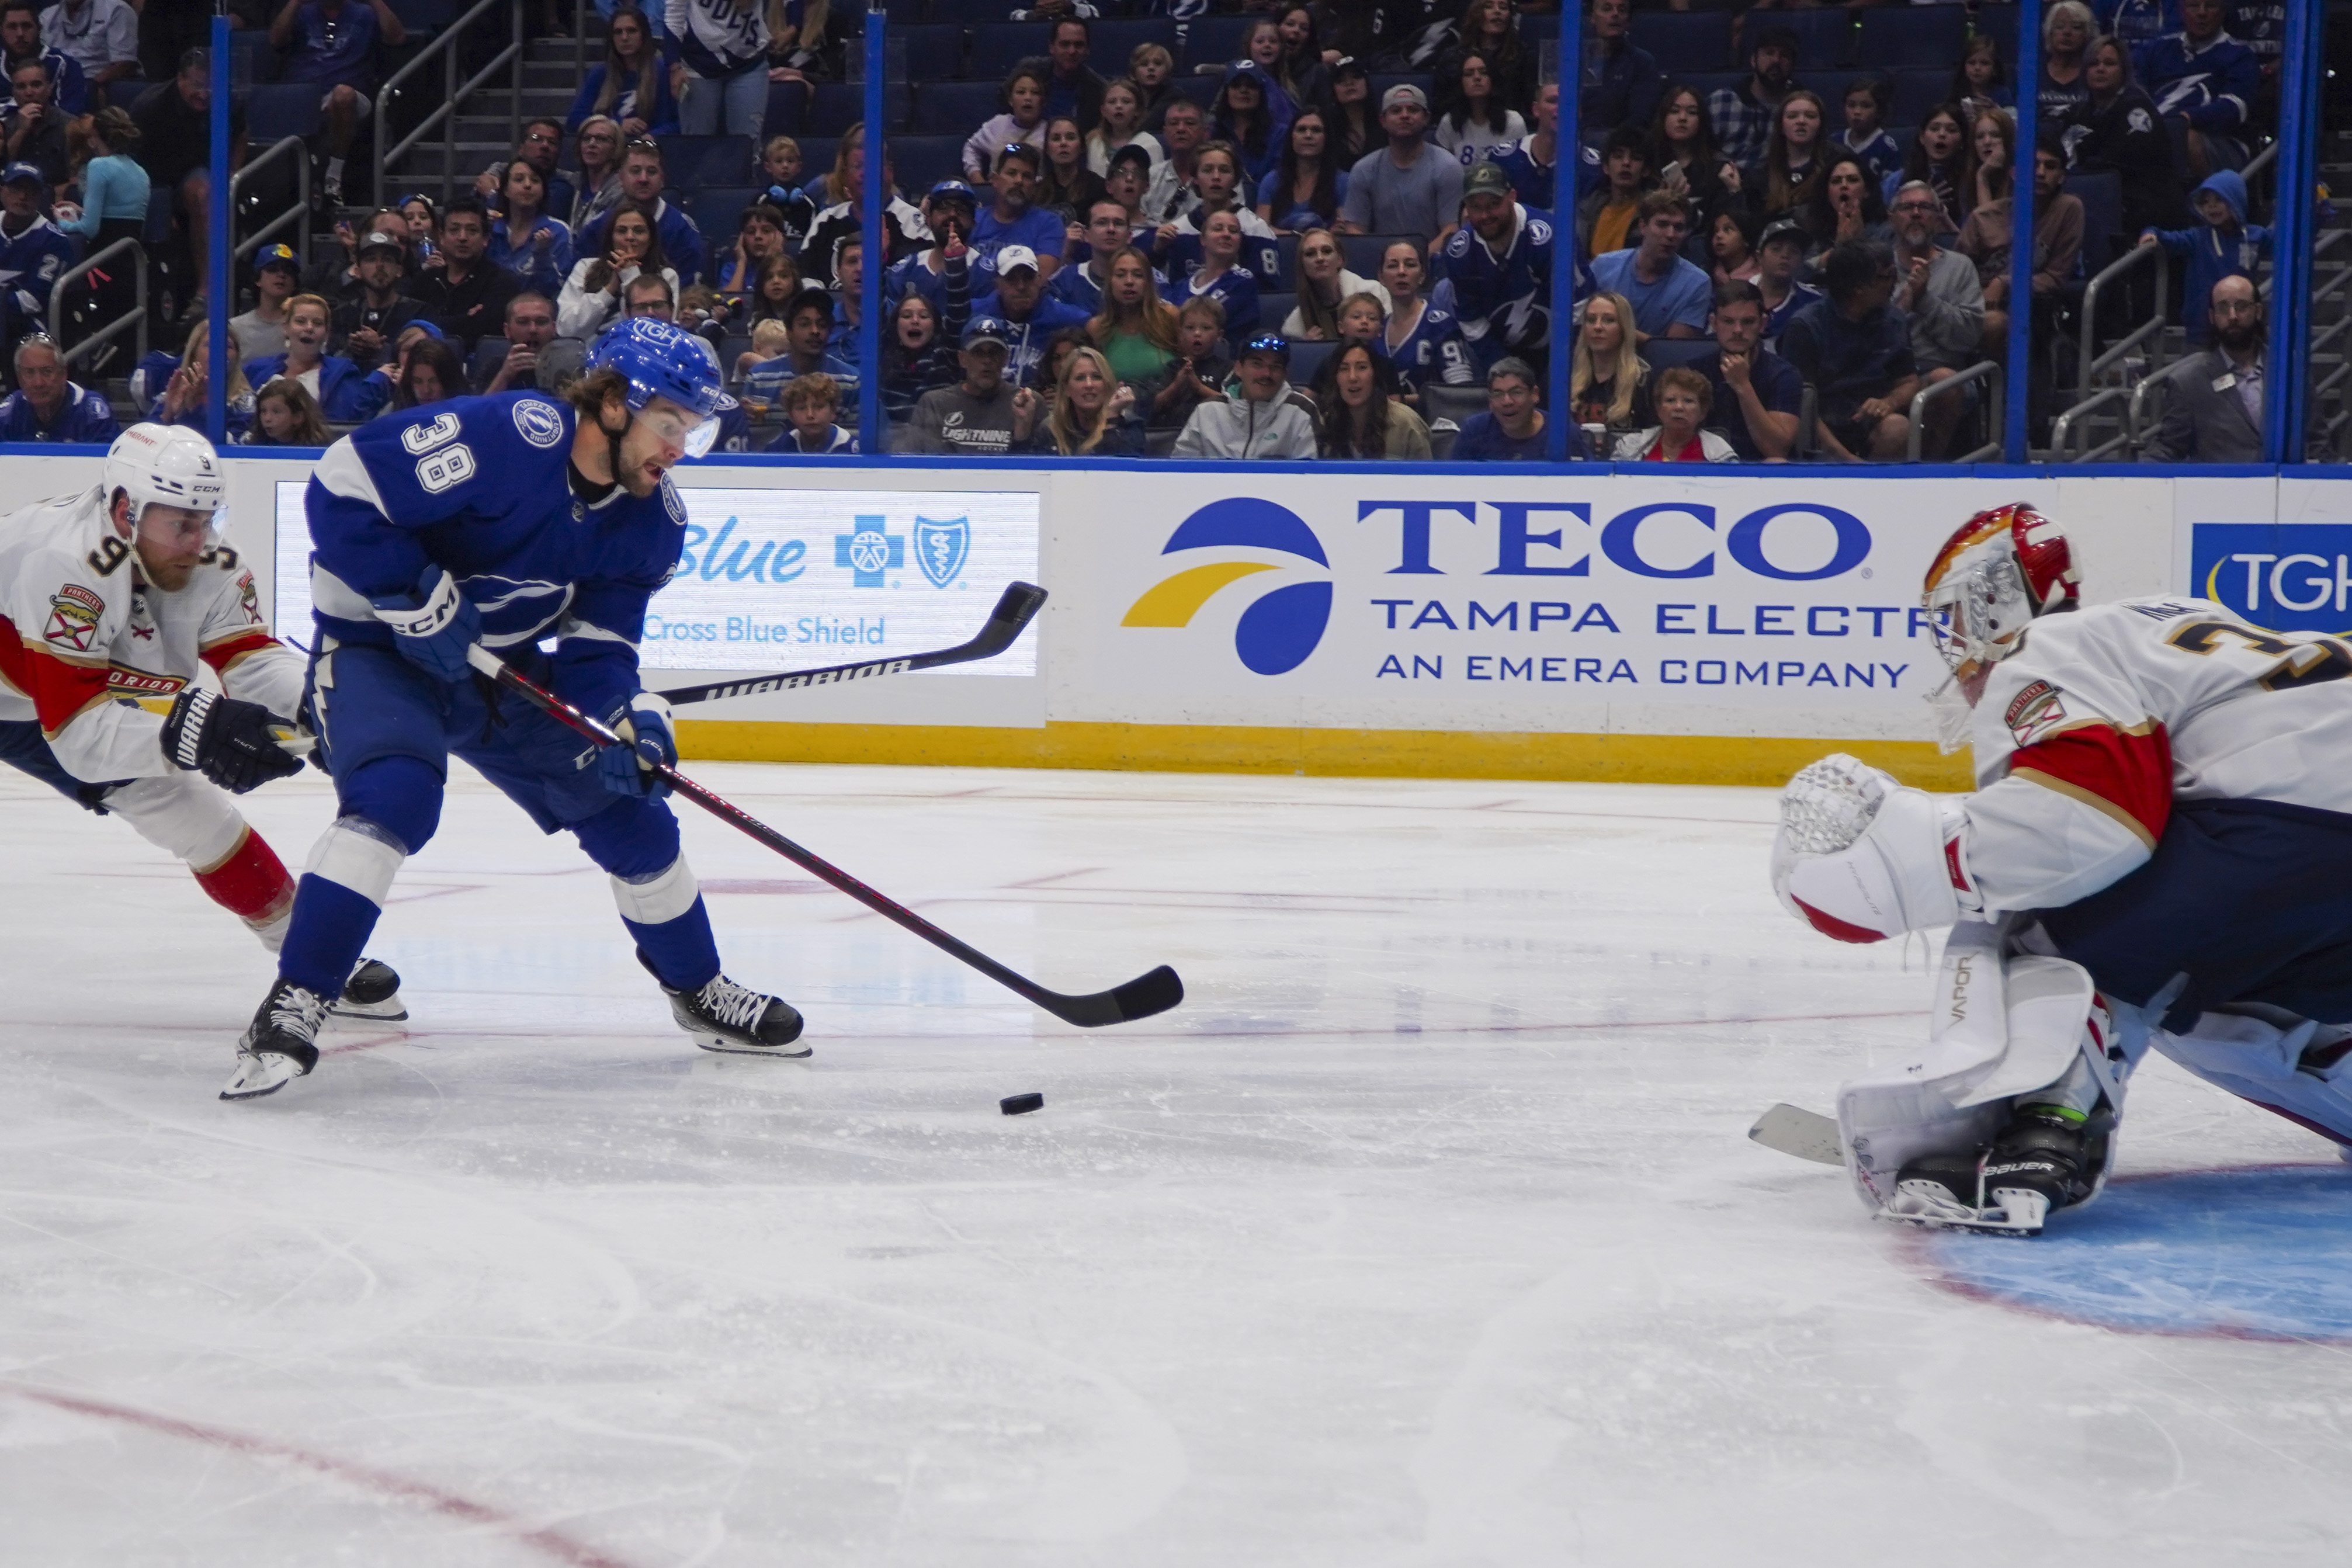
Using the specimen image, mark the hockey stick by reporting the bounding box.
[654,581,1047,706]
[1748,1102,1843,1165]
[463,644,1182,1028]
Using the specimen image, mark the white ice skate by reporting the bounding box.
[330,957,407,1022]
[221,979,330,1101]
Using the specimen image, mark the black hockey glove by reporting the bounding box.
[161,687,307,795]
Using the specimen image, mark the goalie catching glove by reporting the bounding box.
[1771,754,1983,942]
[160,686,307,795]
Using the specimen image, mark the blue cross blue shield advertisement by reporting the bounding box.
[275,482,1041,677]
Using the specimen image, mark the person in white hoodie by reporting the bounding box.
[1172,332,1316,459]
[667,0,769,137]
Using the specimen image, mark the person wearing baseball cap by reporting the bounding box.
[1172,331,1316,459]
[1441,159,1566,371]
[0,159,72,356]
[884,179,993,317]
[901,315,1043,456]
[328,231,432,373]
[973,142,1065,277]
[227,243,303,362]
[969,242,1088,388]
[1754,215,1822,350]
[1337,79,1463,249]
[740,283,859,413]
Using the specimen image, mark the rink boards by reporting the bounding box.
[27,448,2352,788]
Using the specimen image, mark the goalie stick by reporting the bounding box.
[654,581,1047,706]
[463,644,1182,1029]
[1748,1102,1843,1165]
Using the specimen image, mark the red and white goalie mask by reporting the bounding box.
[1922,503,2082,751]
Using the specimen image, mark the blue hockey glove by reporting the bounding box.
[369,564,481,683]
[599,691,676,800]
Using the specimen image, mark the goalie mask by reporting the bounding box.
[1921,504,2080,752]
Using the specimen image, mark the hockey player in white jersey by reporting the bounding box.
[0,422,401,1015]
[1770,502,2352,1235]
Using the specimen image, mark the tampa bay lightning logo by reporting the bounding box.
[512,398,564,449]
[1121,498,1332,675]
[914,516,969,588]
[661,477,686,524]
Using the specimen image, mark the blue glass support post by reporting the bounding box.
[1545,9,1581,462]
[2267,1,2320,465]
[2002,3,2039,464]
[858,5,886,457]
[207,10,231,446]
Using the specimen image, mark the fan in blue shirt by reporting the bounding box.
[970,145,1067,276]
[1586,195,1712,343]
[0,337,116,442]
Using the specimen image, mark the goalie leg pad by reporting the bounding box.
[1838,951,2122,1213]
[2149,1011,2352,1151]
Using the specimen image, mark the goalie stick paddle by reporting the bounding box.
[654,581,1047,706]
[1748,1102,1844,1165]
[464,644,1181,1028]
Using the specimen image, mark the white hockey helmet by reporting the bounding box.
[1922,503,2082,751]
[103,422,227,523]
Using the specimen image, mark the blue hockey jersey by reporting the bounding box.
[2136,29,2260,132]
[0,214,76,323]
[304,391,682,721]
[1381,302,1475,394]
[244,352,393,424]
[966,293,1093,387]
[0,382,116,442]
[1439,205,1568,370]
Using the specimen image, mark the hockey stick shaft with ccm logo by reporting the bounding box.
[653,581,1047,707]
[463,644,1182,1028]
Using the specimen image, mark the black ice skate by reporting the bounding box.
[331,957,408,1022]
[1882,1109,2097,1238]
[643,950,807,1057]
[222,979,331,1101]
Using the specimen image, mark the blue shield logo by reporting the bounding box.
[914,516,970,589]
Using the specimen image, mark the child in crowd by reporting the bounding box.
[737,318,789,384]
[759,136,818,247]
[1149,294,1236,429]
[768,372,859,454]
[2138,170,2272,340]
[1837,79,1902,195]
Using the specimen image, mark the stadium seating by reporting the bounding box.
[665,136,757,190]
[968,23,1052,81]
[1630,11,1732,75]
[1181,16,1255,75]
[246,83,324,141]
[914,81,1002,138]
[1854,6,1971,70]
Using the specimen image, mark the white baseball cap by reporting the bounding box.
[997,244,1041,275]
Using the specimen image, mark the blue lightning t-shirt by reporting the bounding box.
[304,391,684,722]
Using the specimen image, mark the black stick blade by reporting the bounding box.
[1111,965,1183,1022]
[975,581,1047,653]
[1035,965,1184,1029]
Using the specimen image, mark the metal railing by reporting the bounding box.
[49,237,145,372]
[2125,359,2195,456]
[375,0,525,211]
[2073,240,2170,407]
[230,135,311,267]
[2048,386,2132,462]
[1907,360,2003,462]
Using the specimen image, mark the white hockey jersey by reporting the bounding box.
[1958,596,2352,915]
[0,487,305,783]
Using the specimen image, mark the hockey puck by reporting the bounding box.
[1000,1092,1044,1116]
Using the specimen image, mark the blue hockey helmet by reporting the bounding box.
[586,316,727,457]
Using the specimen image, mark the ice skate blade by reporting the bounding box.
[330,994,408,1023]
[220,1052,308,1101]
[1879,1181,2049,1237]
[690,1031,812,1059]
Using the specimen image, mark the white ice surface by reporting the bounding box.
[2,761,2349,1566]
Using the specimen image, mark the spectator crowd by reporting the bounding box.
[0,0,2296,462]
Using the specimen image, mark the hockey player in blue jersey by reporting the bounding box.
[222,317,804,1101]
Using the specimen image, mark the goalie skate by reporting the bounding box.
[331,958,407,1022]
[221,979,329,1101]
[1881,1111,2097,1238]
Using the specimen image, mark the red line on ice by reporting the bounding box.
[1,1384,650,1568]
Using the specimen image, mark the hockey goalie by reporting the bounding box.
[1771,502,2352,1236]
